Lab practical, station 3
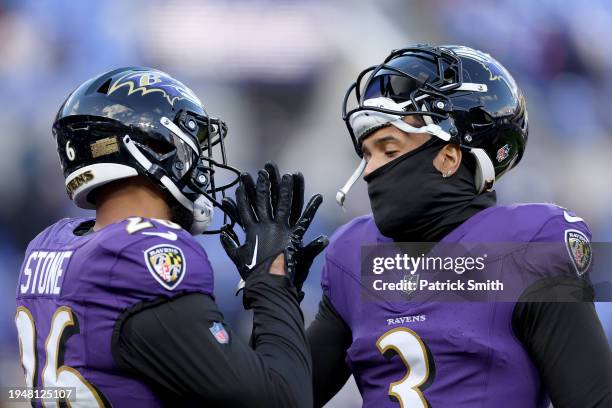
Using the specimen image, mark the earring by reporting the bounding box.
[442,171,451,178]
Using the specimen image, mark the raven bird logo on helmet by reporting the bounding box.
[53,67,240,234]
[107,71,203,108]
[337,44,528,206]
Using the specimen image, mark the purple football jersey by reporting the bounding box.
[322,204,591,408]
[15,217,214,407]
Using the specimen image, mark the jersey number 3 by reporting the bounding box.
[376,327,433,408]
[15,306,106,407]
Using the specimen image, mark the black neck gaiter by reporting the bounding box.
[364,139,496,242]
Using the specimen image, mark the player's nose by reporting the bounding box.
[363,158,380,178]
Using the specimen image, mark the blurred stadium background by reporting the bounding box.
[1,0,611,406]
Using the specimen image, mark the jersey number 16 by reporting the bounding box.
[15,306,106,407]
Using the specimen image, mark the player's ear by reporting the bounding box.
[433,144,462,178]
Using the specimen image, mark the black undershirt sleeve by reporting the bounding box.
[512,277,612,408]
[306,294,353,408]
[112,274,311,408]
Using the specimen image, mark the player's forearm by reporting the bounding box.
[517,301,612,407]
[513,280,612,407]
[113,292,311,407]
[244,273,313,407]
[306,294,352,407]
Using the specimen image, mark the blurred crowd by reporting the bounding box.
[1,0,611,406]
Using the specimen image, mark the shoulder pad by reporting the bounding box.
[326,215,389,260]
[98,217,213,292]
[95,217,197,252]
[461,203,589,243]
[520,205,592,277]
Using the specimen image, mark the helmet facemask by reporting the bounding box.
[124,112,240,235]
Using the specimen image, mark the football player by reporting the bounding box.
[306,45,612,407]
[15,67,322,407]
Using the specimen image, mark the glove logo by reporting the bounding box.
[246,235,258,269]
[144,244,186,290]
[565,229,592,276]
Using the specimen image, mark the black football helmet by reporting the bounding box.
[53,67,240,234]
[337,44,528,205]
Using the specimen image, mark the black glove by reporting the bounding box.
[220,168,323,289]
[262,162,328,301]
[292,235,328,302]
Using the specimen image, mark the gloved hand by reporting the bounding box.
[220,165,324,296]
[261,162,328,301]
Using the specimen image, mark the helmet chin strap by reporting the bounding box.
[469,147,495,194]
[123,135,214,233]
[336,159,366,208]
[337,97,495,207]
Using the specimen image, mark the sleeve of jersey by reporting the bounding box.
[520,209,593,290]
[513,210,612,407]
[109,231,214,300]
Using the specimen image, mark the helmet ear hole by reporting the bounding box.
[468,108,494,129]
[143,139,174,156]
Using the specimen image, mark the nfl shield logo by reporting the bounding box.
[496,144,510,162]
[209,322,230,344]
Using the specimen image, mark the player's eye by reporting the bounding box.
[385,150,399,158]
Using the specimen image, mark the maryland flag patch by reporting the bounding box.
[565,229,592,276]
[144,244,186,290]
